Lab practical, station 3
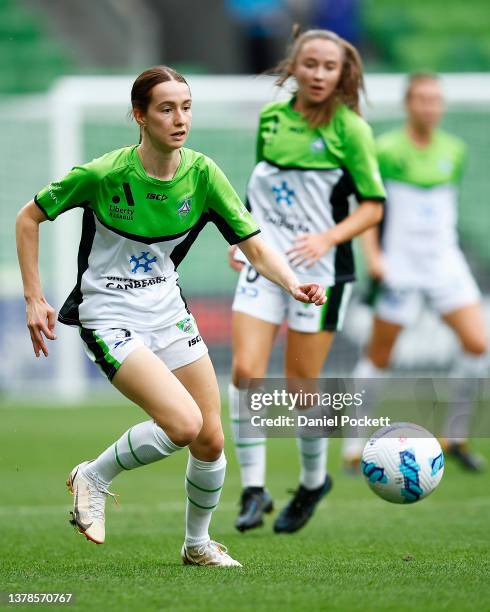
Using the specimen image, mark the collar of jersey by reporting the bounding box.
[131,145,187,185]
[284,97,307,122]
[285,98,347,129]
[402,128,441,155]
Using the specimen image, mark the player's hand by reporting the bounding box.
[366,253,385,281]
[287,231,334,268]
[291,283,326,306]
[228,245,245,272]
[25,297,57,357]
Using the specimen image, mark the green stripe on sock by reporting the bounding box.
[187,496,218,510]
[127,428,146,466]
[236,441,266,448]
[186,476,222,493]
[114,441,130,470]
[301,451,323,458]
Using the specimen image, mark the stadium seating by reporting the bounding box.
[364,0,490,71]
[0,0,74,94]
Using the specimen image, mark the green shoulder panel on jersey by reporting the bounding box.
[34,147,135,221]
[258,100,286,119]
[376,128,467,188]
[321,105,386,201]
[256,100,288,165]
[255,100,284,164]
[35,145,259,245]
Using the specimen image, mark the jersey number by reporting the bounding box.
[246,265,260,283]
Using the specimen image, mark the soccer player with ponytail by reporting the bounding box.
[228,28,385,533]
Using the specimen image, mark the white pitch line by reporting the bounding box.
[0,497,489,517]
[0,501,249,516]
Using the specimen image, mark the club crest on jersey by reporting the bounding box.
[311,137,326,153]
[129,251,157,273]
[176,317,195,334]
[178,198,192,217]
[272,181,295,206]
[438,158,453,174]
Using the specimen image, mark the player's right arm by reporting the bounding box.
[16,200,57,358]
[16,162,97,356]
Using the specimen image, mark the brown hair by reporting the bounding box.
[404,72,439,101]
[272,27,364,127]
[131,65,188,115]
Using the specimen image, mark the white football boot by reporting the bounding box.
[66,461,117,544]
[181,540,242,567]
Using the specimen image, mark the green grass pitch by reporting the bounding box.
[1,402,489,611]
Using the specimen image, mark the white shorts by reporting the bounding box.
[375,272,481,327]
[80,312,208,381]
[232,264,353,333]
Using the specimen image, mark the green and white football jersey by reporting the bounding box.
[377,129,467,288]
[245,100,385,284]
[35,146,259,329]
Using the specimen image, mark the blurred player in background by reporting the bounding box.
[16,66,327,567]
[342,73,488,472]
[228,27,385,533]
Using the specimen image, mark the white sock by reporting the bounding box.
[85,420,182,484]
[342,357,387,459]
[185,452,226,548]
[354,356,386,379]
[228,383,266,488]
[446,352,488,442]
[297,437,327,490]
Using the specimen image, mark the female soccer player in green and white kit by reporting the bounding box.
[227,28,385,533]
[15,66,327,567]
[342,74,488,472]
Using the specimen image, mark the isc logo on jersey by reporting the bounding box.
[146,192,168,201]
[188,335,202,347]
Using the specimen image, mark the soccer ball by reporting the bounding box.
[361,422,444,504]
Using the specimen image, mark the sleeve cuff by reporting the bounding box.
[34,195,54,221]
[231,228,261,245]
[357,196,386,204]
